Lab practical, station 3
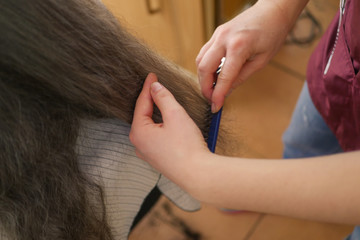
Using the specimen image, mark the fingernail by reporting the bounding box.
[151,82,163,93]
[211,103,217,113]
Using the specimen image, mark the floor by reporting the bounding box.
[129,0,355,239]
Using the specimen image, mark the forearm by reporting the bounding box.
[190,151,360,225]
[257,0,309,31]
[256,0,309,33]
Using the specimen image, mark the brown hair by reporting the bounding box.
[0,0,211,239]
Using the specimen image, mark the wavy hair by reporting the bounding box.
[0,0,212,239]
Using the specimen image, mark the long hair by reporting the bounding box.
[0,0,211,239]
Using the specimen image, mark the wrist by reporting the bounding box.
[181,150,216,201]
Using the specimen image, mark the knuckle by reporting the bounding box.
[155,88,169,100]
[218,72,232,82]
[212,26,221,36]
[129,129,137,145]
[195,56,201,66]
[227,38,246,51]
[197,60,207,72]
[219,68,236,84]
[196,48,207,66]
[214,25,227,36]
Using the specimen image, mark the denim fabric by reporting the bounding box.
[282,82,343,158]
[346,227,360,240]
[282,82,359,239]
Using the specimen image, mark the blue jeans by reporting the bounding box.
[282,82,359,239]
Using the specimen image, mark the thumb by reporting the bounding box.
[150,82,184,122]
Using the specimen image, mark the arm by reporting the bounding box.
[130,74,360,225]
[194,152,360,225]
[197,0,309,112]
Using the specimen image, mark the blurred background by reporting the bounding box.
[102,0,354,239]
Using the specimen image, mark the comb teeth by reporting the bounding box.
[202,105,212,140]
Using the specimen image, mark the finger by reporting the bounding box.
[196,37,215,66]
[211,51,248,112]
[197,46,226,101]
[132,73,157,126]
[236,55,267,83]
[150,81,185,123]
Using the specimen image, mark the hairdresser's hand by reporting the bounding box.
[197,0,300,112]
[130,73,211,187]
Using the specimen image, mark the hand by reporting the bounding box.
[130,73,210,185]
[196,1,293,112]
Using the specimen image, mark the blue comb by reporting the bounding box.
[207,107,223,152]
[207,57,225,153]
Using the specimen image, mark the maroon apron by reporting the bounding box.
[307,0,360,151]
